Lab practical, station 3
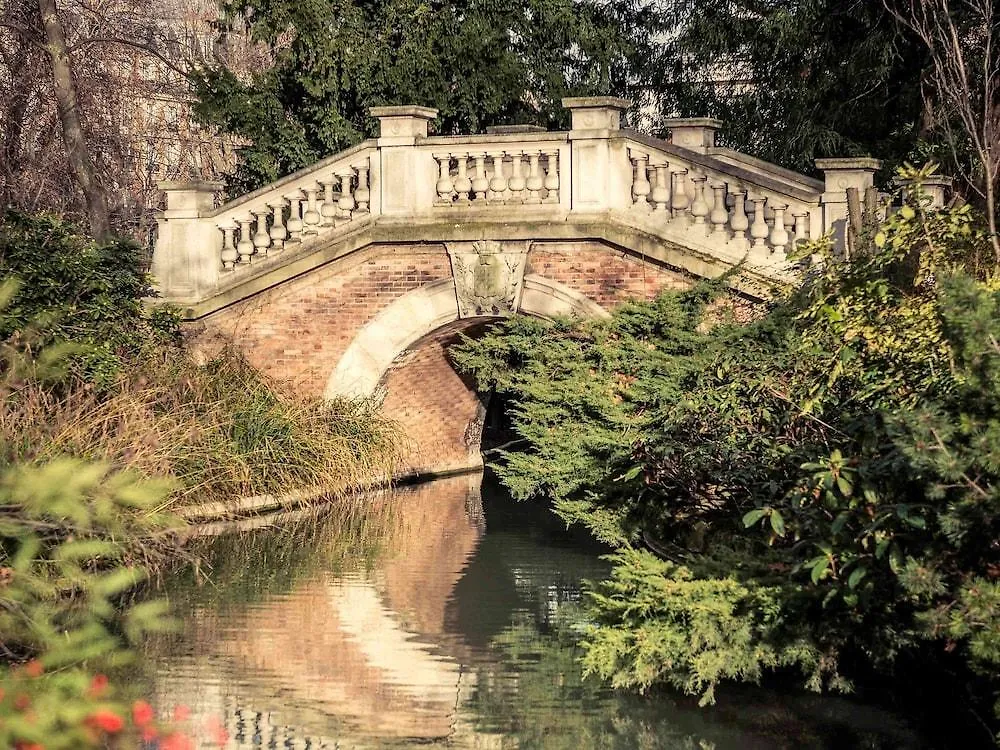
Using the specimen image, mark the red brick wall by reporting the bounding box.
[189,240,698,476]
[526,242,690,306]
[379,320,494,476]
[188,243,453,397]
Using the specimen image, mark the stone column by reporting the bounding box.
[663,118,723,153]
[152,180,223,302]
[562,96,632,213]
[370,105,438,216]
[815,157,882,253]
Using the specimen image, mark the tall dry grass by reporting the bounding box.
[0,346,404,510]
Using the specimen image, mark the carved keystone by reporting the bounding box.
[445,240,530,318]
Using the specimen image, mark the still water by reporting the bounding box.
[144,472,935,749]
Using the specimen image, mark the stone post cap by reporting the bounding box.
[815,157,882,194]
[663,117,724,153]
[369,105,439,140]
[157,180,223,213]
[894,174,952,208]
[814,157,882,171]
[562,96,631,131]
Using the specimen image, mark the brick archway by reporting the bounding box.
[326,274,609,476]
[324,274,608,400]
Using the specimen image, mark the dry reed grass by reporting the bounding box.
[0,345,404,510]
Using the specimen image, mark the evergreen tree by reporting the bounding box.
[655,0,930,177]
[193,0,666,191]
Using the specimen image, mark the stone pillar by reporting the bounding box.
[370,105,438,216]
[896,175,951,209]
[152,180,223,302]
[663,118,723,153]
[562,96,632,213]
[815,157,881,252]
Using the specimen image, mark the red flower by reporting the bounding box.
[132,700,155,726]
[87,674,109,698]
[23,660,43,678]
[14,693,30,711]
[86,709,125,734]
[14,742,44,750]
[141,726,159,743]
[172,704,190,722]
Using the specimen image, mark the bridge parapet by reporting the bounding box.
[153,98,883,307]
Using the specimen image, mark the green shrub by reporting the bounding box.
[453,166,1000,735]
[0,211,179,386]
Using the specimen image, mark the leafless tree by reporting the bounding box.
[887,0,1000,260]
[0,0,258,241]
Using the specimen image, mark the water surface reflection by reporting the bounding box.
[147,472,931,749]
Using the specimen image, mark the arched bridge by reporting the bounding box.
[152,97,884,477]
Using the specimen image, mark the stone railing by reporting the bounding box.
[153,97,901,304]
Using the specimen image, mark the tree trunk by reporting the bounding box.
[37,0,111,238]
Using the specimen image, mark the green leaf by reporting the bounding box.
[848,567,867,589]
[769,510,786,537]
[742,509,767,528]
[810,556,830,584]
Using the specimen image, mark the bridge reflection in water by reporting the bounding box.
[148,473,928,750]
[152,472,536,748]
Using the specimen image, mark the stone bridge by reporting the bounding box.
[152,97,883,477]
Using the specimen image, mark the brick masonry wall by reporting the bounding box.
[379,320,493,477]
[526,241,691,305]
[188,243,453,396]
[189,240,701,476]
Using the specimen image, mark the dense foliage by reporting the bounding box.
[0,211,179,386]
[0,213,403,746]
[452,170,1000,740]
[657,0,930,177]
[193,0,666,191]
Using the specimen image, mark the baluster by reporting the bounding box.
[435,153,454,203]
[671,169,690,213]
[285,191,304,242]
[690,175,709,225]
[525,152,543,204]
[769,203,789,254]
[793,212,809,243]
[320,179,338,226]
[650,163,670,212]
[488,152,507,202]
[709,184,729,235]
[631,152,651,209]
[729,188,749,240]
[251,209,271,257]
[219,223,238,270]
[267,198,287,253]
[543,150,560,203]
[454,154,472,203]
[749,196,769,249]
[302,185,321,234]
[337,167,356,220]
[354,161,370,212]
[236,218,254,264]
[508,153,526,202]
[471,153,489,202]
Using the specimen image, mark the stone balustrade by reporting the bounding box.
[430,140,565,207]
[624,139,824,267]
[153,97,893,305]
[213,150,374,270]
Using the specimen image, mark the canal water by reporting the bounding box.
[143,472,937,749]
